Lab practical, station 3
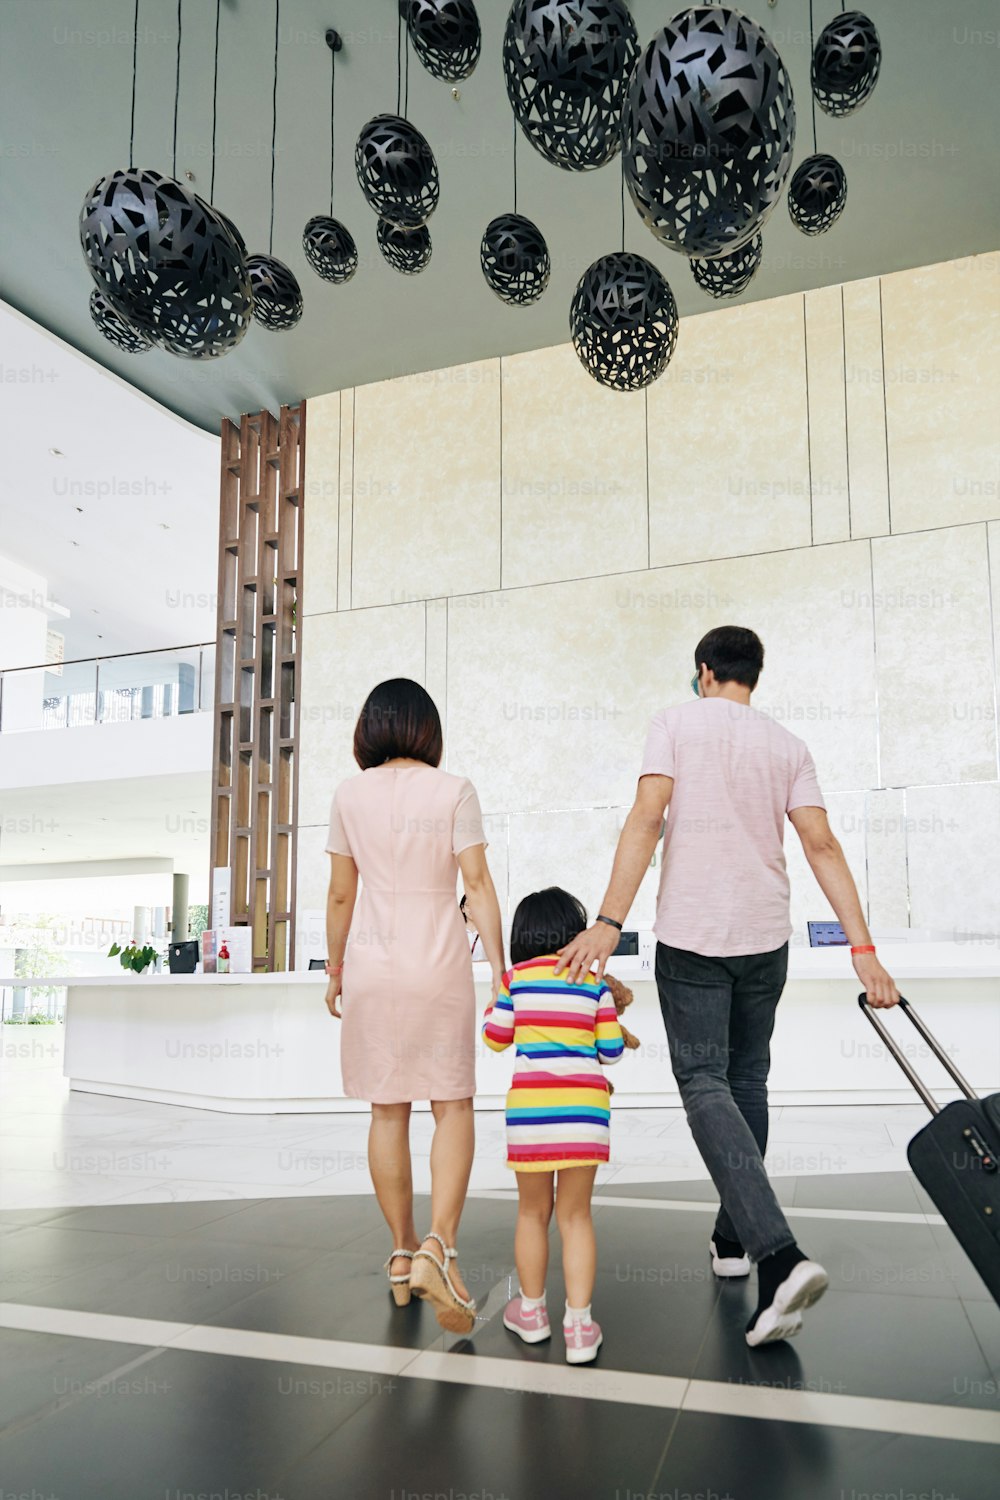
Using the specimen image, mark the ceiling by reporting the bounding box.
[0,302,218,661]
[2,0,998,435]
[0,771,209,869]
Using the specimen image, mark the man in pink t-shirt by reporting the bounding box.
[560,626,899,1348]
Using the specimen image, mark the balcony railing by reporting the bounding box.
[0,643,215,733]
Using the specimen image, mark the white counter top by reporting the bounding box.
[44,942,999,1114]
[8,940,1000,988]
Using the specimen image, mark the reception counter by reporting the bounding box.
[9,942,1000,1114]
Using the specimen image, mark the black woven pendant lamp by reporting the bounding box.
[373,11,435,273]
[570,151,678,392]
[89,287,153,353]
[80,0,251,359]
[622,6,796,258]
[358,7,439,243]
[480,115,549,306]
[84,2,150,354]
[812,9,881,117]
[503,0,639,172]
[402,0,481,82]
[377,218,432,273]
[788,1,848,236]
[690,234,763,300]
[303,30,358,285]
[247,0,303,329]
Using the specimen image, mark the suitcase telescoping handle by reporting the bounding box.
[857,994,979,1118]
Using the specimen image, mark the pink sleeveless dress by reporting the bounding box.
[326,763,486,1103]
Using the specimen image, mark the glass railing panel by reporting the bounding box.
[97,645,203,722]
[0,659,98,732]
[199,643,216,712]
[0,645,215,732]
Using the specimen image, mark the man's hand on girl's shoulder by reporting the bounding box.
[557,922,619,984]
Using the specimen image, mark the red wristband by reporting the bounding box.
[326,962,344,975]
[850,945,876,955]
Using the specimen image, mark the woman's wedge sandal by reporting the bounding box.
[384,1248,415,1307]
[408,1232,476,1333]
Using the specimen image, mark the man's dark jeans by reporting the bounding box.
[655,940,795,1262]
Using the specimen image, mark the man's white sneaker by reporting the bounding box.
[746,1258,828,1347]
[709,1237,751,1278]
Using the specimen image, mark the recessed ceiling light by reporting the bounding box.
[159,522,170,530]
[69,540,79,547]
[48,447,64,457]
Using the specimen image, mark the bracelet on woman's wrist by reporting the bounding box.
[596,914,623,932]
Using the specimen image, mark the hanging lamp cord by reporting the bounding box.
[396,7,402,115]
[334,33,341,214]
[620,150,626,252]
[808,0,818,153]
[269,0,279,253]
[210,0,220,202]
[171,0,182,177]
[512,115,517,214]
[404,17,410,116]
[128,0,138,167]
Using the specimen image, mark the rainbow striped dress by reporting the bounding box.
[482,957,625,1173]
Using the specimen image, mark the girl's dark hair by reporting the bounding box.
[510,887,588,964]
[353,678,443,770]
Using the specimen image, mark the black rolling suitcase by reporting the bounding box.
[858,994,1000,1307]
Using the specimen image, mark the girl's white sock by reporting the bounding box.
[519,1290,546,1312]
[564,1300,592,1325]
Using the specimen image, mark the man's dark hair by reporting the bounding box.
[694,626,764,689]
[510,887,588,964]
[353,678,443,769]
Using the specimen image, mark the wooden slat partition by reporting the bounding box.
[210,402,305,970]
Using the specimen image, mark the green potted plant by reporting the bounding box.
[108,942,159,975]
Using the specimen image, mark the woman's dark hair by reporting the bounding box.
[353,678,443,770]
[510,887,588,964]
[694,625,764,689]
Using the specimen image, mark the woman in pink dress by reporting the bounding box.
[323,678,504,1333]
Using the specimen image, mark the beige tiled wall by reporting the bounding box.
[905,783,1000,939]
[842,276,890,539]
[296,253,1000,950]
[298,601,426,828]
[500,343,649,587]
[350,360,501,609]
[804,285,851,546]
[872,525,997,787]
[861,789,910,931]
[647,292,813,567]
[881,255,1000,534]
[302,391,341,617]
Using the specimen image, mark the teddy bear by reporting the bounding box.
[603,971,640,1095]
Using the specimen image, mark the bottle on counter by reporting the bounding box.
[217,942,230,975]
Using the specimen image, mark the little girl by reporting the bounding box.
[482,887,624,1364]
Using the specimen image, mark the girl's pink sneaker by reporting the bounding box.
[503,1297,551,1344]
[563,1316,603,1364]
